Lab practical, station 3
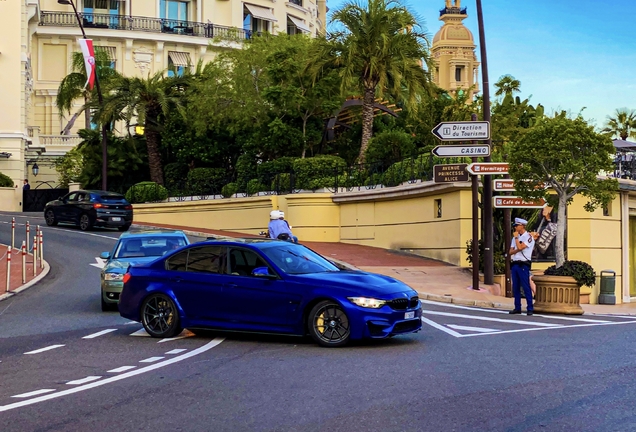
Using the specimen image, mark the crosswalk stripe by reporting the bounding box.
[531,315,611,323]
[82,329,117,339]
[447,324,499,333]
[421,310,561,327]
[24,345,65,355]
[421,317,463,338]
[421,300,509,314]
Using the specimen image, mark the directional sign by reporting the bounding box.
[434,164,469,183]
[90,257,106,269]
[431,121,490,141]
[493,196,547,208]
[432,144,491,158]
[466,162,509,175]
[494,179,548,191]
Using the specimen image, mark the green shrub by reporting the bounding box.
[365,129,416,163]
[186,167,227,196]
[466,239,506,275]
[292,155,346,190]
[271,173,291,192]
[236,154,257,190]
[257,157,295,183]
[163,162,189,191]
[544,260,596,287]
[221,182,238,198]
[247,179,268,195]
[382,156,429,187]
[0,172,14,188]
[125,181,168,204]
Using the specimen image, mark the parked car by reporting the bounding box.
[118,239,422,347]
[100,230,190,311]
[44,190,133,231]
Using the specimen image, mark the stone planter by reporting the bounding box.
[532,275,584,315]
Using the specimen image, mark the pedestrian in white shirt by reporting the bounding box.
[509,217,535,316]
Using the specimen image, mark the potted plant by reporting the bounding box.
[508,115,618,313]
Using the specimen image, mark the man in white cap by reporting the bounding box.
[268,210,295,242]
[509,217,535,316]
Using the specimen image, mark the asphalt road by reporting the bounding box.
[2,212,636,431]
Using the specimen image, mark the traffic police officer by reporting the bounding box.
[509,217,535,316]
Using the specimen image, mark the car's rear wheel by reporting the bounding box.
[308,301,351,347]
[118,224,131,232]
[141,293,182,338]
[79,214,93,231]
[45,210,57,226]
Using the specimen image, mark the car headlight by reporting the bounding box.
[104,273,124,281]
[347,297,386,309]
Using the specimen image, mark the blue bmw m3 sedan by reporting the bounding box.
[118,239,422,347]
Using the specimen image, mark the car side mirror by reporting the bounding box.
[100,252,111,260]
[252,266,275,278]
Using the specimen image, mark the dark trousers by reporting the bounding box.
[512,263,533,312]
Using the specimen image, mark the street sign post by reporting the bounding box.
[431,144,491,158]
[432,121,490,141]
[466,162,509,175]
[493,196,547,208]
[433,164,469,183]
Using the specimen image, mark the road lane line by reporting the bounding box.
[531,315,611,323]
[420,317,462,338]
[157,330,194,343]
[139,357,164,363]
[165,349,187,355]
[82,329,118,339]
[24,345,65,355]
[421,310,561,327]
[107,366,136,373]
[0,338,224,413]
[11,389,56,398]
[421,300,509,314]
[447,324,498,333]
[66,376,102,385]
[129,329,149,337]
[461,319,636,337]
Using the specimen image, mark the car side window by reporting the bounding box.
[228,248,270,277]
[66,192,78,202]
[186,246,226,274]
[77,193,87,202]
[166,250,188,272]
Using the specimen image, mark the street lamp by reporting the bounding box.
[32,163,39,177]
[58,0,108,191]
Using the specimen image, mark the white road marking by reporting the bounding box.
[421,300,509,314]
[129,329,149,337]
[447,324,499,333]
[157,330,194,343]
[24,344,65,355]
[139,357,164,363]
[107,366,136,373]
[420,317,463,338]
[0,338,224,413]
[462,319,636,337]
[82,329,117,339]
[11,389,56,398]
[89,257,107,269]
[66,376,102,385]
[531,314,611,323]
[422,310,561,327]
[165,349,188,355]
[124,321,139,325]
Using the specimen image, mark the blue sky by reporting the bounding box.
[326,0,636,129]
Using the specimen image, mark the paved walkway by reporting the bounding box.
[136,222,636,315]
[0,245,45,299]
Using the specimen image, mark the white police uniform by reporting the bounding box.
[510,231,534,263]
[510,218,535,314]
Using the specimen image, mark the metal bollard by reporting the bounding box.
[11,217,15,250]
[5,246,10,293]
[39,231,44,269]
[21,241,26,284]
[32,236,37,277]
[26,222,30,256]
[35,226,40,264]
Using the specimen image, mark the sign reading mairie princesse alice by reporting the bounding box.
[433,164,469,183]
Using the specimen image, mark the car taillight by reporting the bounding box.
[124,205,133,210]
[122,273,131,284]
[93,203,104,209]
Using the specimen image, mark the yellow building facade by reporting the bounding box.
[0,0,327,206]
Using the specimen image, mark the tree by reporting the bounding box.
[315,0,431,161]
[494,74,521,98]
[602,108,636,141]
[98,70,189,185]
[56,50,118,135]
[509,115,618,267]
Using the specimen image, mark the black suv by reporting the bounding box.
[44,190,133,231]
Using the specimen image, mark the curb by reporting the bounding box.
[0,260,51,302]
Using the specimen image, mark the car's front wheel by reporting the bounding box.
[79,214,93,231]
[308,301,351,347]
[141,293,182,338]
[44,209,57,226]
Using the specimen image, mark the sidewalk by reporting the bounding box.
[0,245,49,302]
[135,222,636,316]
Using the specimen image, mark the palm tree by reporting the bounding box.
[97,70,189,185]
[494,74,521,98]
[314,0,431,162]
[56,50,118,135]
[602,108,636,141]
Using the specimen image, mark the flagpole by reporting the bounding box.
[58,0,108,192]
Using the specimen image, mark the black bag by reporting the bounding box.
[277,233,291,241]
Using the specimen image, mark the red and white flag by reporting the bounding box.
[78,38,96,90]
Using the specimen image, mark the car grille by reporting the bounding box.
[388,296,419,310]
[393,320,421,333]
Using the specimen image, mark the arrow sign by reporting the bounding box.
[493,196,547,208]
[432,144,491,158]
[90,257,106,269]
[494,179,548,191]
[466,162,509,175]
[432,121,490,141]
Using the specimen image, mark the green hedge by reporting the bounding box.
[163,162,189,191]
[247,179,268,196]
[365,129,416,163]
[257,157,295,183]
[125,181,168,204]
[0,172,13,188]
[186,167,227,195]
[292,155,346,190]
[221,182,238,198]
[382,157,429,187]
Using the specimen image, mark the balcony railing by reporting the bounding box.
[39,11,250,40]
[39,135,83,147]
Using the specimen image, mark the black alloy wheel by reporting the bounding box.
[79,214,93,231]
[308,301,351,347]
[141,294,182,338]
[45,209,57,226]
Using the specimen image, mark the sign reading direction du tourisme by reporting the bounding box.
[431,121,490,141]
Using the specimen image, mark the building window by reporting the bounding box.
[434,199,442,218]
[287,15,309,35]
[244,4,275,37]
[455,66,464,82]
[95,46,116,70]
[161,0,188,21]
[289,0,303,6]
[167,51,191,77]
[603,203,612,217]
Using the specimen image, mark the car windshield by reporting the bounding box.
[114,236,187,259]
[260,243,340,275]
[100,194,126,203]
